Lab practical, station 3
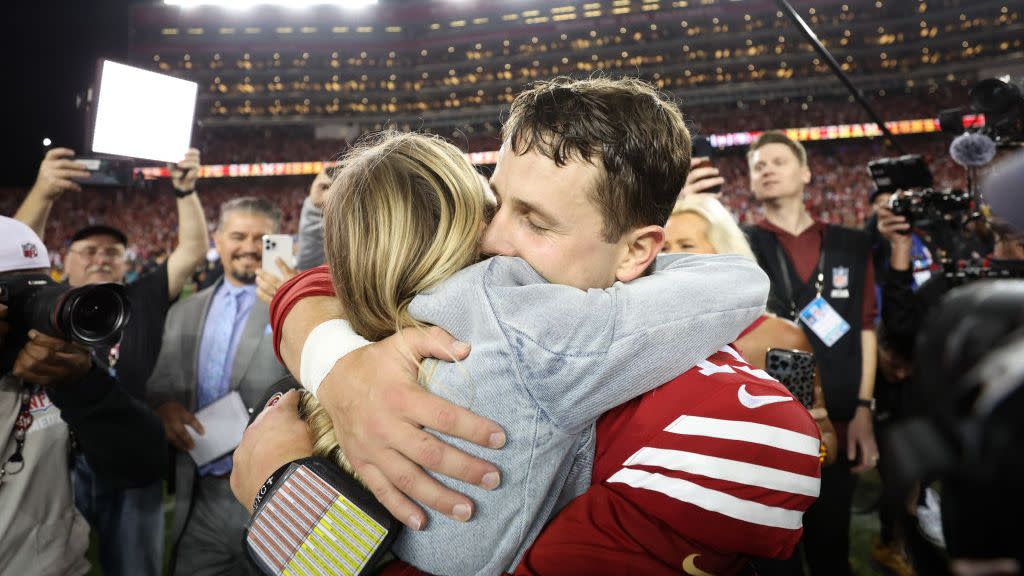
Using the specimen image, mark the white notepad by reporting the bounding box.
[186,391,250,467]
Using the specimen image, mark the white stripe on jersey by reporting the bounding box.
[623,447,821,497]
[664,415,820,458]
[719,345,746,363]
[608,468,805,530]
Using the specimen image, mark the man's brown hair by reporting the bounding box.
[502,76,691,242]
[747,130,808,166]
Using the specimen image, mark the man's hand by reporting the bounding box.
[680,157,725,198]
[877,206,913,272]
[256,258,299,306]
[230,389,314,510]
[12,330,92,386]
[169,148,201,193]
[30,148,90,199]
[317,326,505,530]
[877,206,912,244]
[309,169,333,209]
[156,401,204,452]
[847,406,879,473]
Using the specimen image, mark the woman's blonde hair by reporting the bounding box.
[671,195,756,261]
[302,131,488,476]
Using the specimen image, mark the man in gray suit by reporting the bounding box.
[147,197,288,575]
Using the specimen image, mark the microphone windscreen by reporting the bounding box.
[950,132,998,168]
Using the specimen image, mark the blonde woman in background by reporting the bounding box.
[665,194,838,465]
[294,131,767,575]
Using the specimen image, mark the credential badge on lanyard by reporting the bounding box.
[800,261,851,347]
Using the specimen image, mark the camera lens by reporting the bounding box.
[59,284,131,346]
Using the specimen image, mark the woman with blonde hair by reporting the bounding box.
[665,193,838,465]
[293,131,766,575]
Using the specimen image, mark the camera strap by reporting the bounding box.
[773,230,826,320]
[0,381,34,488]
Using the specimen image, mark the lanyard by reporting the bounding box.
[774,231,826,320]
[0,381,34,488]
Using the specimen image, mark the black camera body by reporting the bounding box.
[0,273,131,351]
[869,155,971,232]
[939,77,1024,147]
[885,281,1024,564]
[867,155,933,195]
[887,188,971,228]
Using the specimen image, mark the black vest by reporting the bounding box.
[745,224,870,421]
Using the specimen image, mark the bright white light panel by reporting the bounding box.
[91,60,198,163]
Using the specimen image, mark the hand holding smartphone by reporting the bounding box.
[686,136,723,195]
[261,235,295,274]
[764,348,816,409]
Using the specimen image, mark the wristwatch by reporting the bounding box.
[245,457,400,575]
[856,398,876,412]
[173,188,196,198]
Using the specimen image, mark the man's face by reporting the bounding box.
[482,148,625,290]
[215,211,276,286]
[749,143,811,202]
[64,234,128,287]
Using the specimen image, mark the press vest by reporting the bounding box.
[745,224,869,421]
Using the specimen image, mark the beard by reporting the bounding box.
[233,270,257,284]
[229,252,260,284]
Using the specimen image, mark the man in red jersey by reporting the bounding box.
[517,345,821,575]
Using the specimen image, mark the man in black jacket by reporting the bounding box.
[0,215,166,576]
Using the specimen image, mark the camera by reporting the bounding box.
[887,188,972,229]
[868,155,972,233]
[885,281,1024,564]
[867,155,934,195]
[939,76,1024,147]
[0,274,131,348]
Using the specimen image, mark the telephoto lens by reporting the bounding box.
[1,274,131,348]
[52,283,132,347]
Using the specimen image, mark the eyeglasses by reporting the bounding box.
[68,246,127,260]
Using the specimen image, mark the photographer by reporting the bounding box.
[877,206,1024,366]
[15,147,209,576]
[0,216,166,576]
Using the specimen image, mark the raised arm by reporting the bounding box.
[485,253,769,431]
[14,148,90,238]
[266,267,506,530]
[295,170,332,271]
[165,148,210,299]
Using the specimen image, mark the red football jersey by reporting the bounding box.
[516,346,822,575]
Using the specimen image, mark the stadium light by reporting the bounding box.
[165,0,377,8]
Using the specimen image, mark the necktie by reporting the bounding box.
[199,290,239,409]
[198,289,241,476]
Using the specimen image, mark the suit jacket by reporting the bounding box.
[146,278,288,548]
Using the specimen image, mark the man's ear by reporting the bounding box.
[615,225,665,283]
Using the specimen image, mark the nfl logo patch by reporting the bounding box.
[832,266,849,289]
[22,242,38,259]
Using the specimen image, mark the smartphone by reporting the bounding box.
[261,234,295,275]
[690,136,721,194]
[764,348,816,409]
[71,158,134,188]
